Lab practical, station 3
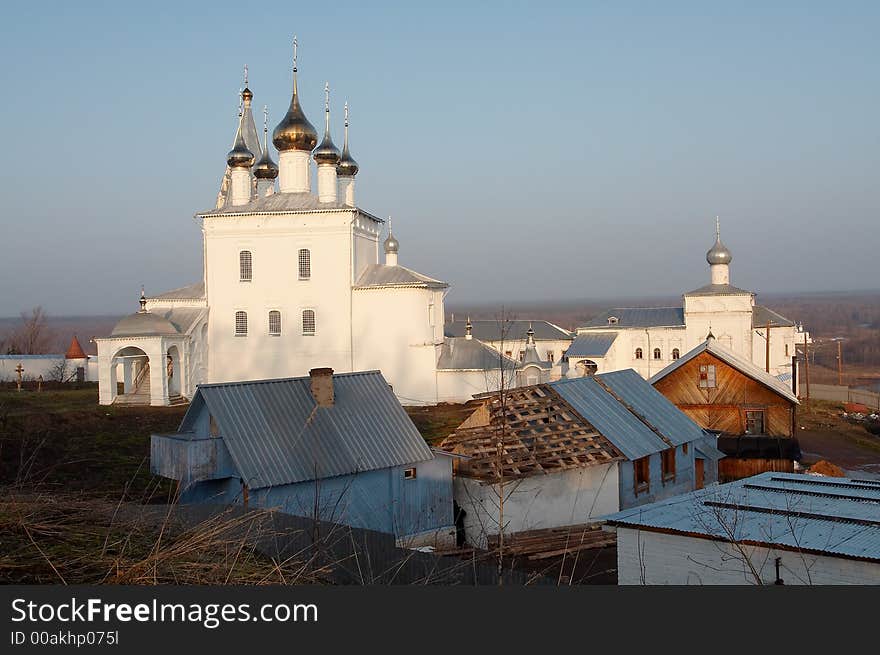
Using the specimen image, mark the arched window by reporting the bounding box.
[298,249,311,280]
[268,310,281,336]
[635,348,643,360]
[653,348,661,360]
[239,251,252,282]
[302,309,316,335]
[672,348,680,360]
[235,311,248,336]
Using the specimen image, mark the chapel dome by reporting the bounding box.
[706,238,732,265]
[111,312,179,338]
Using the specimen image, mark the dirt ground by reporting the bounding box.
[796,400,880,476]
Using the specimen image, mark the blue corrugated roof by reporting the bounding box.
[566,333,618,358]
[580,307,685,329]
[603,472,880,562]
[181,371,434,489]
[550,374,669,460]
[596,369,707,448]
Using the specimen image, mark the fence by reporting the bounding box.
[808,384,880,410]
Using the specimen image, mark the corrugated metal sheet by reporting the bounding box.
[596,369,707,447]
[550,375,668,460]
[354,264,447,289]
[694,435,726,461]
[566,333,618,358]
[186,370,433,489]
[603,471,880,561]
[444,320,572,342]
[580,307,685,329]
[436,337,519,371]
[649,338,798,403]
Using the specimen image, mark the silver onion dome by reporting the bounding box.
[337,102,358,176]
[384,232,399,254]
[706,237,732,265]
[253,147,278,179]
[313,83,340,165]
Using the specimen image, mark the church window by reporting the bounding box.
[235,311,248,336]
[547,351,555,363]
[298,249,311,279]
[635,348,643,360]
[239,251,252,282]
[302,309,316,335]
[785,344,789,357]
[653,348,661,360]
[672,348,680,360]
[699,364,716,388]
[519,351,525,362]
[268,310,281,336]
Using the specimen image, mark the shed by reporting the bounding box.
[151,369,456,547]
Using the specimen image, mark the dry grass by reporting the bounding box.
[0,491,330,585]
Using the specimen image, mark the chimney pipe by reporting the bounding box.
[309,367,334,407]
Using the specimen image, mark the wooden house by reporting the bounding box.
[649,337,799,481]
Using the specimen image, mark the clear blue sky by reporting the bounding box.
[0,1,877,316]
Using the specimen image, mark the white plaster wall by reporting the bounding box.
[483,338,572,365]
[684,293,754,363]
[0,356,64,382]
[352,286,443,405]
[456,463,619,549]
[752,324,799,379]
[436,368,516,404]
[203,210,378,382]
[615,527,880,585]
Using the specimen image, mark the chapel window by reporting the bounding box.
[635,348,643,360]
[239,251,252,282]
[235,311,248,336]
[653,348,662,360]
[268,310,281,336]
[298,249,311,280]
[302,309,316,335]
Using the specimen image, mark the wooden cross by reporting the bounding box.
[15,363,24,392]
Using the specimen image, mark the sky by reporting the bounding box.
[0,1,877,316]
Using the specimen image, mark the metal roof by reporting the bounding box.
[694,434,726,461]
[199,193,382,223]
[436,337,519,371]
[111,311,180,337]
[580,307,685,329]
[520,344,551,369]
[181,371,433,489]
[649,337,799,404]
[444,320,572,342]
[753,305,795,328]
[684,283,753,297]
[550,374,671,460]
[596,369,708,448]
[354,264,447,290]
[149,282,206,300]
[566,332,618,358]
[603,472,880,562]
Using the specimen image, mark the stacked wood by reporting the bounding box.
[487,524,616,561]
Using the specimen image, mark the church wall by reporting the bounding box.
[352,287,442,404]
[436,369,514,404]
[684,294,753,364]
[203,213,358,382]
[484,338,571,365]
[590,327,687,379]
[352,226,378,282]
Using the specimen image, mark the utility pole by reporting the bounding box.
[837,340,843,387]
[765,321,771,373]
[803,331,811,413]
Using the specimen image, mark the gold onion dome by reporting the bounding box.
[337,102,359,176]
[272,41,318,152]
[227,119,255,168]
[254,106,279,179]
[242,86,253,102]
[313,83,340,165]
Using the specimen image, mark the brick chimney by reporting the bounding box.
[309,367,335,407]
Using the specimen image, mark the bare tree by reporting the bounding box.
[7,307,54,355]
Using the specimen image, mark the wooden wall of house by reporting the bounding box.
[718,457,794,483]
[653,351,794,437]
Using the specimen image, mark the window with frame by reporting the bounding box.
[302,309,316,335]
[235,311,248,336]
[403,467,417,480]
[745,410,765,435]
[635,347,643,360]
[672,348,680,360]
[699,364,717,388]
[518,351,525,362]
[298,249,311,280]
[653,348,662,360]
[682,442,688,454]
[661,447,676,482]
[785,344,789,357]
[547,351,555,363]
[633,456,650,494]
[239,251,252,282]
[268,310,281,336]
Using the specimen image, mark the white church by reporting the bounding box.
[95,44,518,407]
[95,42,807,407]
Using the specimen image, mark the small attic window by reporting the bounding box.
[607,316,619,325]
[403,467,417,480]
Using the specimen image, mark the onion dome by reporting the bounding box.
[384,227,399,254]
[272,40,318,152]
[254,106,279,180]
[336,102,359,177]
[242,87,253,103]
[313,83,341,165]
[706,217,732,265]
[227,115,255,168]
